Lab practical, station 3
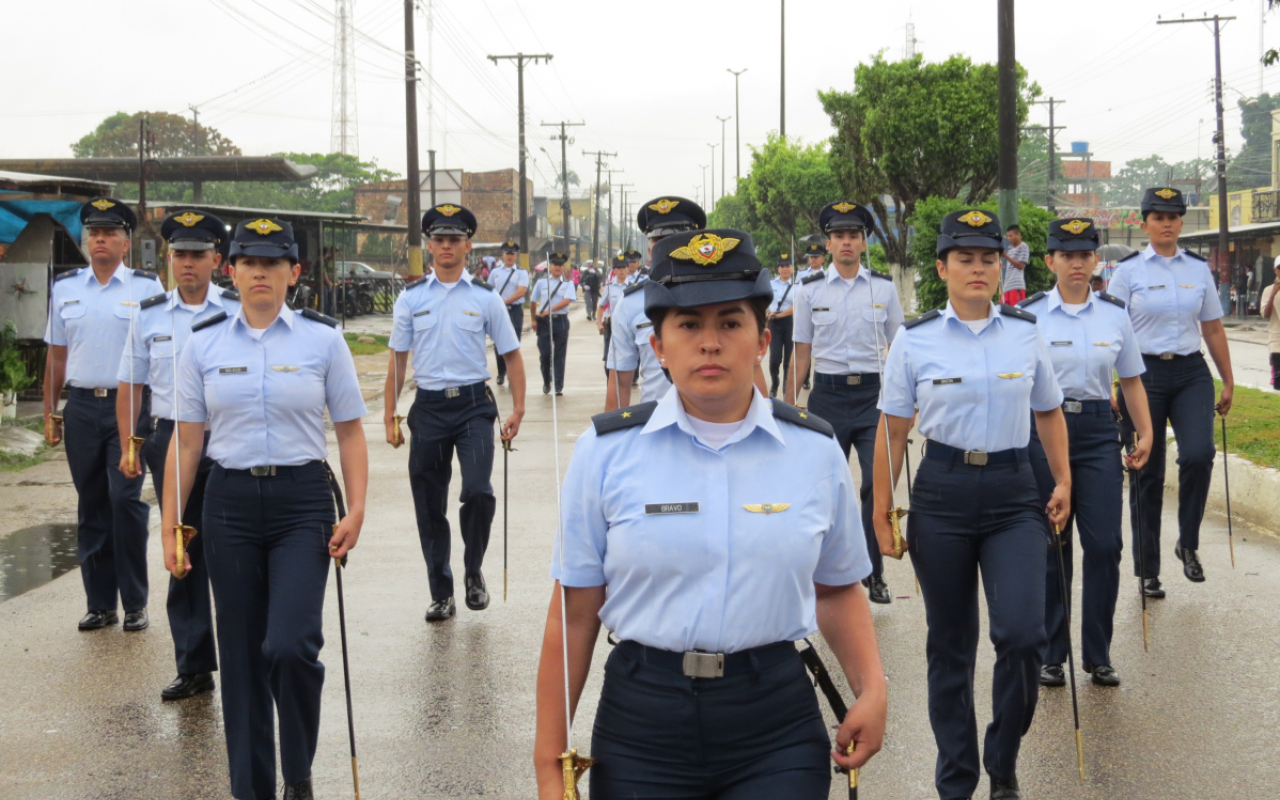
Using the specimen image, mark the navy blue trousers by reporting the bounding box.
[407,384,497,601]
[908,451,1047,800]
[63,388,151,612]
[1117,353,1216,577]
[144,420,218,676]
[495,304,523,381]
[536,314,570,391]
[806,379,883,579]
[204,462,333,800]
[767,318,794,395]
[590,641,831,799]
[1028,404,1123,668]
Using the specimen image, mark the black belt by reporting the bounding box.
[416,381,489,400]
[219,461,322,478]
[1142,351,1202,361]
[69,387,116,399]
[925,440,1028,466]
[1062,399,1112,415]
[815,372,880,388]
[615,640,796,679]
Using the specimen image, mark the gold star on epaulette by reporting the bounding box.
[1060,219,1091,235]
[799,411,809,419]
[669,233,741,266]
[1154,189,1177,200]
[248,218,283,236]
[832,202,857,213]
[648,199,679,214]
[91,199,115,211]
[175,211,205,227]
[621,411,632,418]
[959,210,993,228]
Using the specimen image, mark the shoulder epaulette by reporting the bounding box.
[133,269,161,281]
[903,309,941,329]
[404,276,428,290]
[54,268,81,282]
[868,269,892,280]
[1017,291,1047,308]
[191,311,228,332]
[300,307,340,328]
[1000,304,1037,323]
[139,292,168,310]
[473,279,494,291]
[219,287,240,302]
[622,281,645,297]
[1097,292,1125,309]
[801,272,825,285]
[771,400,835,438]
[592,401,658,435]
[1184,249,1207,262]
[1117,251,1141,264]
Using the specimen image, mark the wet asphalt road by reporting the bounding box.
[1,305,1278,800]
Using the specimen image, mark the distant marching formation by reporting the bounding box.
[41,182,1233,800]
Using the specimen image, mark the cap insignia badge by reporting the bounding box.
[648,199,679,214]
[1061,219,1091,235]
[1154,189,1177,200]
[959,210,993,228]
[436,204,462,216]
[248,218,283,236]
[670,233,742,266]
[175,211,205,227]
[743,503,791,514]
[832,202,857,214]
[91,199,116,211]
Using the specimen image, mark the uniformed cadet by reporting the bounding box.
[535,227,886,799]
[624,248,644,283]
[873,209,1071,800]
[788,201,905,605]
[1111,187,1235,596]
[167,216,369,800]
[43,198,162,632]
[580,260,603,320]
[798,242,827,281]
[386,204,526,622]
[1019,218,1154,689]
[597,253,629,376]
[118,210,239,700]
[490,240,529,387]
[767,252,797,398]
[530,252,576,396]
[604,196,707,410]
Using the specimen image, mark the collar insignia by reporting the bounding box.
[271,365,300,372]
[1061,219,1091,235]
[1154,189,1177,200]
[959,210,993,228]
[90,199,116,211]
[175,211,205,227]
[648,199,679,214]
[670,233,742,266]
[832,202,857,213]
[249,218,283,236]
[743,503,791,514]
[997,372,1024,379]
[436,204,462,216]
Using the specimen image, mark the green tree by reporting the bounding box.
[743,134,841,262]
[707,183,785,267]
[821,54,1039,269]
[1018,129,1051,207]
[1226,93,1280,190]
[1102,155,1214,207]
[71,111,240,157]
[908,196,1054,313]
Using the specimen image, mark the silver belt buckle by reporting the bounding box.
[682,651,725,679]
[93,388,109,398]
[249,466,276,477]
[845,375,862,386]
[963,450,989,466]
[444,387,461,399]
[1159,353,1175,361]
[1063,401,1083,414]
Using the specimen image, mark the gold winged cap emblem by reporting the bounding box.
[1060,219,1091,235]
[959,210,993,228]
[1154,188,1177,200]
[248,218,283,236]
[669,233,741,266]
[743,503,792,514]
[832,202,857,213]
[175,211,205,227]
[90,199,116,211]
[648,199,679,214]
[436,204,462,216]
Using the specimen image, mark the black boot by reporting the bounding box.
[990,775,1020,800]
[282,778,313,800]
[1174,545,1205,582]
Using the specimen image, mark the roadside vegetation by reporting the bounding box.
[1214,380,1280,471]
[344,332,390,356]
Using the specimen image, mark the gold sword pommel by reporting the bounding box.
[173,524,197,579]
[560,749,593,800]
[126,435,146,474]
[887,506,908,560]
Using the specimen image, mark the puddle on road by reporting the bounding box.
[0,523,78,602]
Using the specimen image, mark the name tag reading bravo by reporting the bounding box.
[645,502,700,515]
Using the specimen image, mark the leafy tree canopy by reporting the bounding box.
[1226,93,1280,190]
[1101,154,1214,207]
[71,111,240,157]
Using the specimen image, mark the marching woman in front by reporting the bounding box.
[1019,218,1153,689]
[873,210,1071,800]
[166,218,368,800]
[534,229,887,799]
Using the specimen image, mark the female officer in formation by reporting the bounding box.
[166,217,369,800]
[1110,187,1235,596]
[1018,218,1153,689]
[765,252,796,398]
[534,228,886,799]
[874,210,1071,800]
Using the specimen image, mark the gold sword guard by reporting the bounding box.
[560,749,593,800]
[887,506,908,560]
[173,524,197,579]
[126,435,146,474]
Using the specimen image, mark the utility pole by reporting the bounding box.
[605,167,624,259]
[1159,14,1236,298]
[138,115,148,229]
[428,149,437,206]
[708,143,719,208]
[727,68,747,180]
[617,183,635,250]
[188,105,203,202]
[584,149,616,265]
[1031,97,1065,214]
[404,0,423,277]
[717,115,730,200]
[489,53,554,269]
[997,0,1019,229]
[780,0,786,138]
[541,121,585,254]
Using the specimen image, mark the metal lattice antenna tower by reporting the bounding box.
[330,0,359,156]
[905,12,917,58]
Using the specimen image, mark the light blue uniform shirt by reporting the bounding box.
[1106,246,1223,355]
[880,303,1064,452]
[552,389,871,653]
[601,278,627,321]
[797,266,825,282]
[175,307,367,469]
[1020,287,1144,401]
[794,267,905,375]
[489,263,529,306]
[44,264,164,389]
[529,275,576,315]
[768,277,798,315]
[118,287,240,419]
[606,287,671,403]
[389,272,520,390]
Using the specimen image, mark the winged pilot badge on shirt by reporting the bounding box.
[997,372,1024,379]
[271,365,300,372]
[743,503,791,514]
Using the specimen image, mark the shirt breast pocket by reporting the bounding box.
[113,304,134,321]
[149,340,175,360]
[205,364,261,414]
[456,313,485,334]
[811,309,837,327]
[862,308,888,323]
[59,304,87,322]
[412,312,439,333]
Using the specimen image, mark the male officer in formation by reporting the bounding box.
[44,198,163,632]
[489,240,528,387]
[788,201,904,605]
[624,248,645,283]
[798,242,827,280]
[767,252,797,398]
[580,259,603,320]
[386,204,527,622]
[118,210,239,700]
[530,252,576,396]
[598,253,629,376]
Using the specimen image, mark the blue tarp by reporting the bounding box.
[0,200,82,245]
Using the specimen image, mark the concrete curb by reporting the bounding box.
[1164,440,1279,539]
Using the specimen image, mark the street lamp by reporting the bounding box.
[727,68,747,180]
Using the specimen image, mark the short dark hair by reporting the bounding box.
[1005,224,1021,234]
[651,296,770,339]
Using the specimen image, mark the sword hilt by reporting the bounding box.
[392,414,405,447]
[126,435,146,474]
[887,506,908,560]
[173,524,196,579]
[559,749,593,800]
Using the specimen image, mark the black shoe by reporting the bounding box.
[1039,663,1066,687]
[497,374,505,386]
[78,610,119,630]
[1174,545,1205,582]
[555,389,563,396]
[543,382,551,394]
[161,672,215,701]
[802,380,811,390]
[1142,577,1166,598]
[123,609,149,632]
[425,597,456,622]
[282,778,314,800]
[990,776,1020,800]
[769,387,778,398]
[465,573,490,611]
[863,575,891,604]
[1084,662,1120,687]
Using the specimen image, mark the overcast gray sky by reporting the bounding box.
[3,0,1275,208]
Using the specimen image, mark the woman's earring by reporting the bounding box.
[660,358,667,365]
